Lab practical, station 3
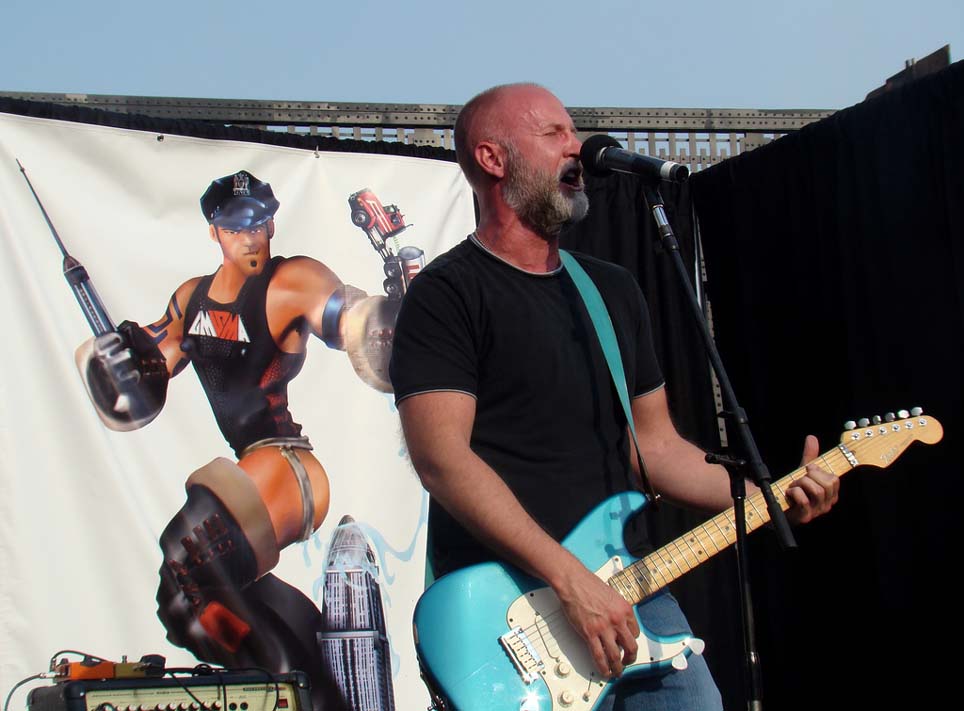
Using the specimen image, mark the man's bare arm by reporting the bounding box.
[400,390,640,678]
[269,256,342,347]
[630,388,839,521]
[145,278,201,376]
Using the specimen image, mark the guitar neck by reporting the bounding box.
[610,446,856,605]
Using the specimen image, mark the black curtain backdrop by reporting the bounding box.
[688,60,964,710]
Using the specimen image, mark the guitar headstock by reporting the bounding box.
[839,407,943,468]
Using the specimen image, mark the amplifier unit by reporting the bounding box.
[27,671,311,711]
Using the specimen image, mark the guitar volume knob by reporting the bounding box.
[558,690,575,707]
[555,661,572,678]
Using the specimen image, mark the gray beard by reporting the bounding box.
[502,149,589,238]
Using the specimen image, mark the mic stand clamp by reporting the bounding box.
[705,452,762,711]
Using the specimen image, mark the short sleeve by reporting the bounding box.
[621,272,664,397]
[389,270,479,404]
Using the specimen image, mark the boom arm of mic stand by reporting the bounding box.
[641,181,796,550]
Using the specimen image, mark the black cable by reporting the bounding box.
[162,672,204,708]
[45,650,109,671]
[3,673,46,711]
[227,668,279,711]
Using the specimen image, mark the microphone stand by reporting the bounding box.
[641,180,795,711]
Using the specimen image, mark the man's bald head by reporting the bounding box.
[454,83,588,238]
[454,82,548,189]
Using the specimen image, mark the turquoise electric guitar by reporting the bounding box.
[413,410,943,711]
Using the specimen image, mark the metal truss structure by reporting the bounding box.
[0,92,834,173]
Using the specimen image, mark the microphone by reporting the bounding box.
[580,134,690,183]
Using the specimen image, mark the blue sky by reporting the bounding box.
[3,0,961,110]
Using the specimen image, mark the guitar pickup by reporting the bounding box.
[499,626,545,684]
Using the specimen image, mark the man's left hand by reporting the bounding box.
[785,435,840,525]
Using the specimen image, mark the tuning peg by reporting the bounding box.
[844,420,857,430]
[911,407,923,416]
[884,412,896,422]
[872,415,882,424]
[897,409,909,418]
[858,418,870,427]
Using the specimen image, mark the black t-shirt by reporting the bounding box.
[389,237,664,576]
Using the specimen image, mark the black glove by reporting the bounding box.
[84,320,169,427]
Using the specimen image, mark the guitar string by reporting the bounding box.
[505,431,904,668]
[616,449,853,596]
[509,453,849,652]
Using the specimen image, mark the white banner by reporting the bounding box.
[0,111,475,710]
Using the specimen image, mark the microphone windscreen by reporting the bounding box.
[579,134,621,177]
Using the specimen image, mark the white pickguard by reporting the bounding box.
[503,557,704,710]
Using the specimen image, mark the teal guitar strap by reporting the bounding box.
[559,250,659,504]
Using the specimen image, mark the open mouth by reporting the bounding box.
[560,164,583,189]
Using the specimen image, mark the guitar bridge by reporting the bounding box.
[499,626,545,684]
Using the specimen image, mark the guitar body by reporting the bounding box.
[414,492,703,711]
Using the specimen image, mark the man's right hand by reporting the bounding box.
[76,321,169,431]
[554,558,640,678]
[92,330,140,388]
[401,391,643,678]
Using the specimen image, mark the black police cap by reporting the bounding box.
[200,170,280,230]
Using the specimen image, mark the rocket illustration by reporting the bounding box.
[319,515,396,711]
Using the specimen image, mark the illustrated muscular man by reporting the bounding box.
[78,170,395,703]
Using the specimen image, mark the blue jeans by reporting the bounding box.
[596,592,724,711]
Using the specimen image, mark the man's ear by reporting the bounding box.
[475,140,507,180]
[208,224,219,243]
[266,219,275,240]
